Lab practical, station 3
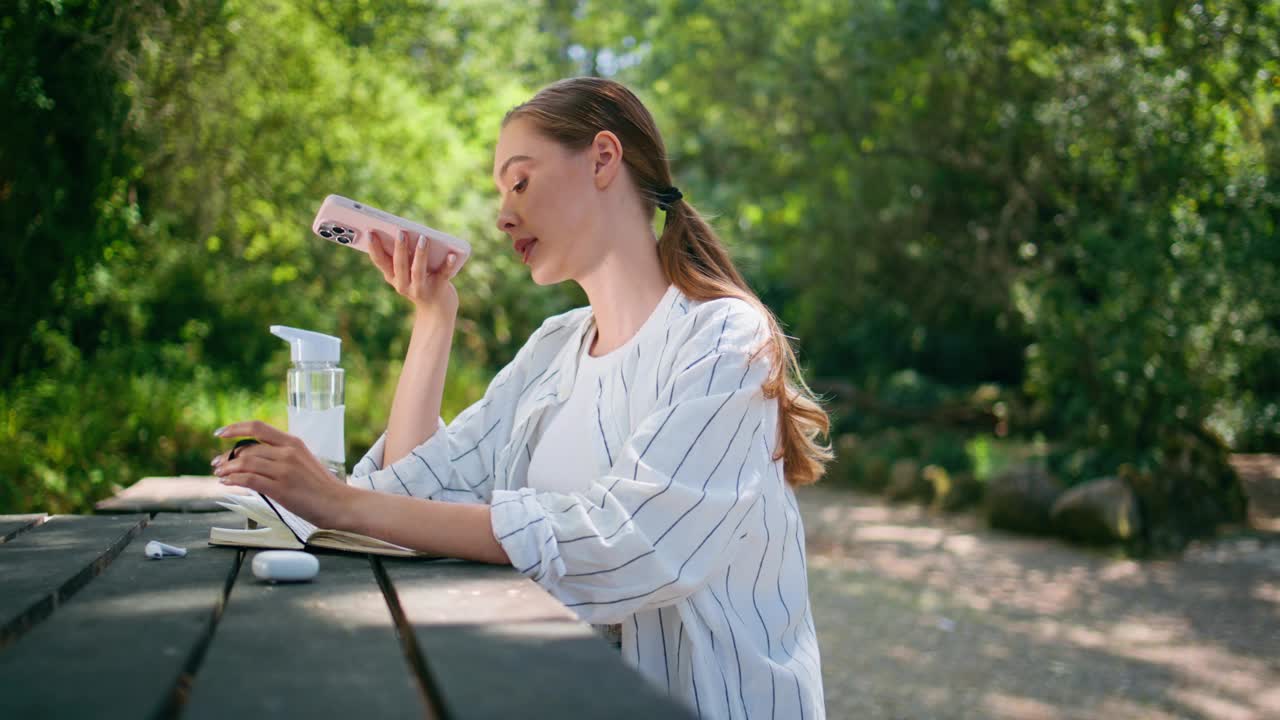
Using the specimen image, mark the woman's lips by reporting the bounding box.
[521,239,538,264]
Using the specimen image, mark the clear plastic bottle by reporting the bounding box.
[270,326,346,481]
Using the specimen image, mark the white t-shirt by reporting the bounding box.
[526,308,655,493]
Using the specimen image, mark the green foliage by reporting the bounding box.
[583,0,1275,546]
[1,0,580,512]
[606,0,1278,444]
[576,0,1036,387]
[0,0,142,379]
[0,356,273,513]
[1003,1,1280,469]
[0,337,491,513]
[966,434,1048,484]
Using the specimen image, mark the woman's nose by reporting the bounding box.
[495,207,518,234]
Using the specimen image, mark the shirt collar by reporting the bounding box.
[553,312,596,400]
[550,283,683,401]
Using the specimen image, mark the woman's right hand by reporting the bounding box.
[368,228,459,319]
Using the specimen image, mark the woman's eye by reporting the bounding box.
[514,179,528,193]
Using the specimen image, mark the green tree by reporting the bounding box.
[1,0,585,512]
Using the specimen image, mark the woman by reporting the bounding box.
[212,77,831,719]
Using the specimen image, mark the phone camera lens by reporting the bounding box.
[338,236,351,244]
[353,203,363,209]
[320,230,333,238]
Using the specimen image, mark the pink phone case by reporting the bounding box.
[311,194,471,278]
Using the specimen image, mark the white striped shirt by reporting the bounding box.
[351,283,825,719]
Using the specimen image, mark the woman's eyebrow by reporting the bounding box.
[495,154,533,185]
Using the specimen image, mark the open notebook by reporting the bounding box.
[209,491,436,558]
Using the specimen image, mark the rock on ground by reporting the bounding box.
[1050,476,1141,544]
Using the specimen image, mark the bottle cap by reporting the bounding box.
[270,325,341,363]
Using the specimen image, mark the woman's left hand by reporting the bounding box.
[210,420,352,530]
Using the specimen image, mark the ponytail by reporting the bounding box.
[506,77,834,488]
[657,196,834,487]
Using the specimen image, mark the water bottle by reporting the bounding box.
[270,325,345,480]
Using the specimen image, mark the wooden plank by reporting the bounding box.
[375,558,578,625]
[0,512,242,718]
[0,514,47,544]
[408,621,696,720]
[184,550,426,719]
[95,475,251,513]
[379,559,696,720]
[0,514,147,650]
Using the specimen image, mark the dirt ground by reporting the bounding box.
[797,481,1280,720]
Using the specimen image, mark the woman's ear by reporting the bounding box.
[591,130,623,190]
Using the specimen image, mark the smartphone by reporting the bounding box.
[311,194,471,278]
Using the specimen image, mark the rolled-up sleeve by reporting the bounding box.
[349,319,564,504]
[490,304,773,623]
[349,405,500,505]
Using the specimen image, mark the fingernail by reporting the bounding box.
[213,466,225,476]
[218,478,230,485]
[417,235,426,250]
[213,426,227,437]
[211,456,223,467]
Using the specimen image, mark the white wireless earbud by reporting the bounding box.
[144,540,188,559]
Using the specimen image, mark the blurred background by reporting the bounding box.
[2,0,1278,559]
[5,2,1280,716]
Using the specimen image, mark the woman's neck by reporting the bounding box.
[576,227,669,358]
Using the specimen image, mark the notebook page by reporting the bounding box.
[216,495,278,528]
[257,491,318,543]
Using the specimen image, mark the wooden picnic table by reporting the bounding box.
[0,477,694,718]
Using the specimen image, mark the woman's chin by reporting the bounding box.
[529,265,553,286]
[529,260,565,286]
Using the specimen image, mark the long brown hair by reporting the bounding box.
[504,77,833,488]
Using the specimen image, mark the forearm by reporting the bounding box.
[385,308,455,465]
[339,485,509,564]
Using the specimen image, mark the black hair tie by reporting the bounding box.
[655,186,683,212]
